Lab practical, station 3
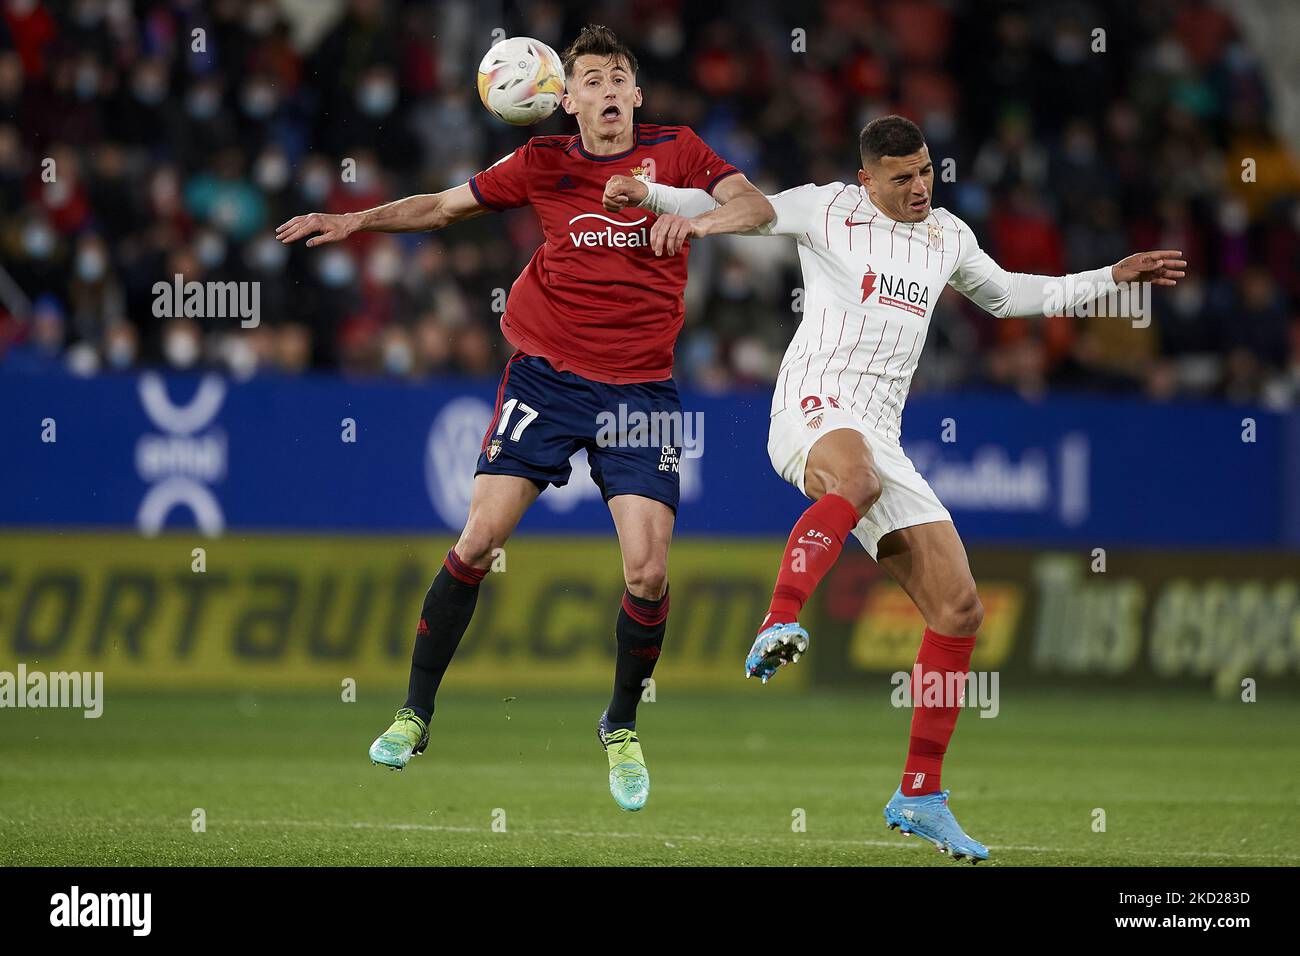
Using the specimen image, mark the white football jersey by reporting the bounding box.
[641,177,1117,442]
[758,182,1007,442]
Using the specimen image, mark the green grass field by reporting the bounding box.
[1,688,1296,866]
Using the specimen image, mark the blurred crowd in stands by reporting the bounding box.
[2,0,1299,408]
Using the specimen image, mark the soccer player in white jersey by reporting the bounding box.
[602,114,1186,861]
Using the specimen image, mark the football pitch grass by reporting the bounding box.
[2,687,1296,866]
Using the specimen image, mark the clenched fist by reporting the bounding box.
[603,175,649,213]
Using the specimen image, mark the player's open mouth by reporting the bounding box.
[911,197,930,211]
[601,105,621,121]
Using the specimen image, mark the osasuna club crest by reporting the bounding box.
[486,439,503,462]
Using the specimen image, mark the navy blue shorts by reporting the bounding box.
[476,353,683,511]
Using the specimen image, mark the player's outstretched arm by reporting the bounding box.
[952,235,1188,318]
[604,174,774,256]
[276,183,489,247]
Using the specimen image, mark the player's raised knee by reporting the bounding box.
[936,587,983,637]
[823,467,881,516]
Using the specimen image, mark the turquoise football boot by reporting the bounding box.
[598,713,649,811]
[368,707,429,770]
[883,787,989,863]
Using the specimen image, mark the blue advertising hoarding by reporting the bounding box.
[1,369,1293,548]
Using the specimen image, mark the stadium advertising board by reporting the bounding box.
[0,534,809,691]
[2,533,1295,691]
[830,549,1300,692]
[1,369,1294,547]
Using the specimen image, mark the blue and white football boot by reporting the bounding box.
[743,622,810,684]
[883,787,989,863]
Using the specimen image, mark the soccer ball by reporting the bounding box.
[476,37,565,126]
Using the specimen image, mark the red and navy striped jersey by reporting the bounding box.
[469,123,740,384]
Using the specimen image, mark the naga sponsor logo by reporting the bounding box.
[568,212,650,248]
[860,267,877,302]
[861,265,930,316]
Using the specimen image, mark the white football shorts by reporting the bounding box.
[767,395,952,559]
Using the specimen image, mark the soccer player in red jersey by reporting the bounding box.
[276,25,773,810]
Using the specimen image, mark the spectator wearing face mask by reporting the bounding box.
[67,231,123,348]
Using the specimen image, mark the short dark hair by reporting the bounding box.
[859,115,926,165]
[561,24,639,80]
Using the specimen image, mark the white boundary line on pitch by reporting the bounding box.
[221,819,1287,861]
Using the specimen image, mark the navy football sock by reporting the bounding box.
[403,549,487,723]
[606,588,669,726]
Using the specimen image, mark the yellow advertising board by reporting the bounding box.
[846,581,1022,672]
[11,533,1291,692]
[0,533,805,691]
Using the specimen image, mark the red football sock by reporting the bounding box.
[901,627,978,796]
[760,493,861,631]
